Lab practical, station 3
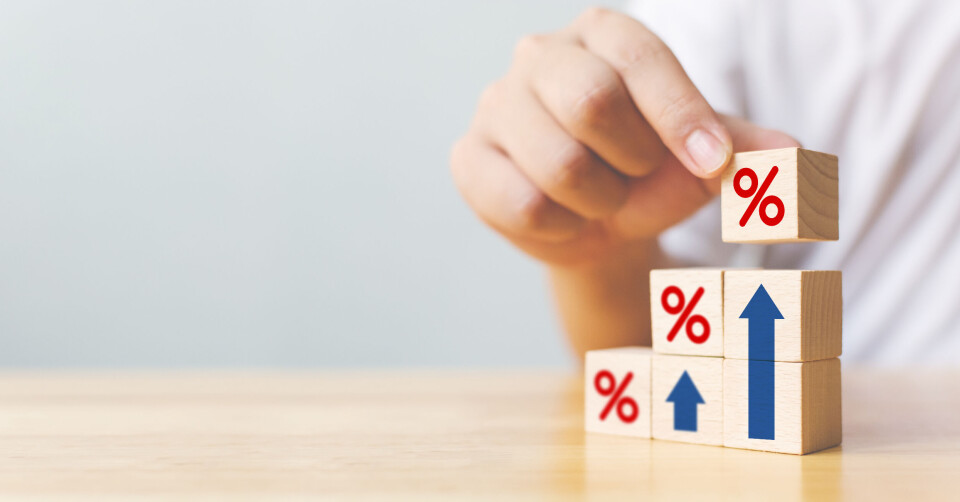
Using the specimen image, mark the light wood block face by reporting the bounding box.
[584,347,652,437]
[652,354,723,446]
[723,358,842,454]
[724,270,842,362]
[721,147,838,243]
[650,269,724,357]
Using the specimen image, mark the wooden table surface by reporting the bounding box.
[0,368,958,500]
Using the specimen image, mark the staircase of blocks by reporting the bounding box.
[584,147,842,455]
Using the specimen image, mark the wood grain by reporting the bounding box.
[723,358,842,454]
[651,354,723,446]
[724,270,843,362]
[584,347,652,437]
[796,148,840,241]
[0,368,958,499]
[650,268,724,357]
[721,147,839,243]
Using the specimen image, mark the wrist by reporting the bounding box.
[548,238,664,357]
[546,237,663,276]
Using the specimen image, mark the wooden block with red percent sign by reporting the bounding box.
[584,347,652,437]
[721,147,838,243]
[650,269,724,357]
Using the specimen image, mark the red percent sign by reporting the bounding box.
[661,286,710,344]
[594,370,638,423]
[735,166,785,227]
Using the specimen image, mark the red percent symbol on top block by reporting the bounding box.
[661,286,710,344]
[734,166,785,227]
[594,370,638,423]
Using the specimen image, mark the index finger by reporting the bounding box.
[568,8,732,178]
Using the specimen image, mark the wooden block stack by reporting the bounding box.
[584,147,843,455]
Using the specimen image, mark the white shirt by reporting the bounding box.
[627,0,960,366]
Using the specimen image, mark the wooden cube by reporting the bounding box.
[723,358,842,454]
[584,347,652,437]
[652,354,723,445]
[650,269,724,357]
[721,147,838,243]
[723,270,842,362]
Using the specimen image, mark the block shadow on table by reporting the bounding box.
[568,367,960,500]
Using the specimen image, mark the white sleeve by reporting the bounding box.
[624,0,747,116]
[623,0,761,267]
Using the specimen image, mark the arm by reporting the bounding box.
[451,8,799,362]
[549,239,664,357]
[548,112,799,360]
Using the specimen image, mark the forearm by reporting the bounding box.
[548,239,669,361]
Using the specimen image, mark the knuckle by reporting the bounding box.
[449,137,480,196]
[577,6,611,26]
[654,91,701,135]
[477,79,507,111]
[549,141,596,191]
[617,36,670,73]
[514,190,554,232]
[568,74,622,130]
[513,34,550,61]
[449,137,469,175]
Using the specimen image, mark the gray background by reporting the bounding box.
[0,0,617,367]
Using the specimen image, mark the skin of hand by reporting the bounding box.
[450,8,799,356]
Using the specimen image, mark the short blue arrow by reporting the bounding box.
[666,370,705,432]
[740,284,782,440]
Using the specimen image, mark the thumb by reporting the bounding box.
[722,114,802,157]
[698,114,803,194]
[610,115,800,239]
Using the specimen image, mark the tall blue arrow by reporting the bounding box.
[666,370,705,432]
[740,284,782,440]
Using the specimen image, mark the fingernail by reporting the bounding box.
[685,128,730,176]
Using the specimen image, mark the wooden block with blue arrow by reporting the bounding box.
[652,354,723,446]
[723,270,842,362]
[584,147,843,454]
[721,269,843,454]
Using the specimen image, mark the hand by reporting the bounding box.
[451,8,799,267]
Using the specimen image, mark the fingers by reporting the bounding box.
[450,135,585,243]
[724,114,802,153]
[450,7,801,256]
[698,115,803,196]
[570,8,732,178]
[518,36,666,177]
[475,79,628,219]
[611,114,804,239]
[611,155,714,239]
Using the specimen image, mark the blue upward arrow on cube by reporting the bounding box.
[666,370,705,432]
[740,284,783,440]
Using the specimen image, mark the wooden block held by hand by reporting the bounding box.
[652,354,723,446]
[585,347,652,437]
[723,358,842,454]
[724,270,842,362]
[650,269,724,357]
[721,147,838,243]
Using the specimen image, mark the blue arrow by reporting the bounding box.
[740,284,783,361]
[666,370,705,432]
[740,284,782,440]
